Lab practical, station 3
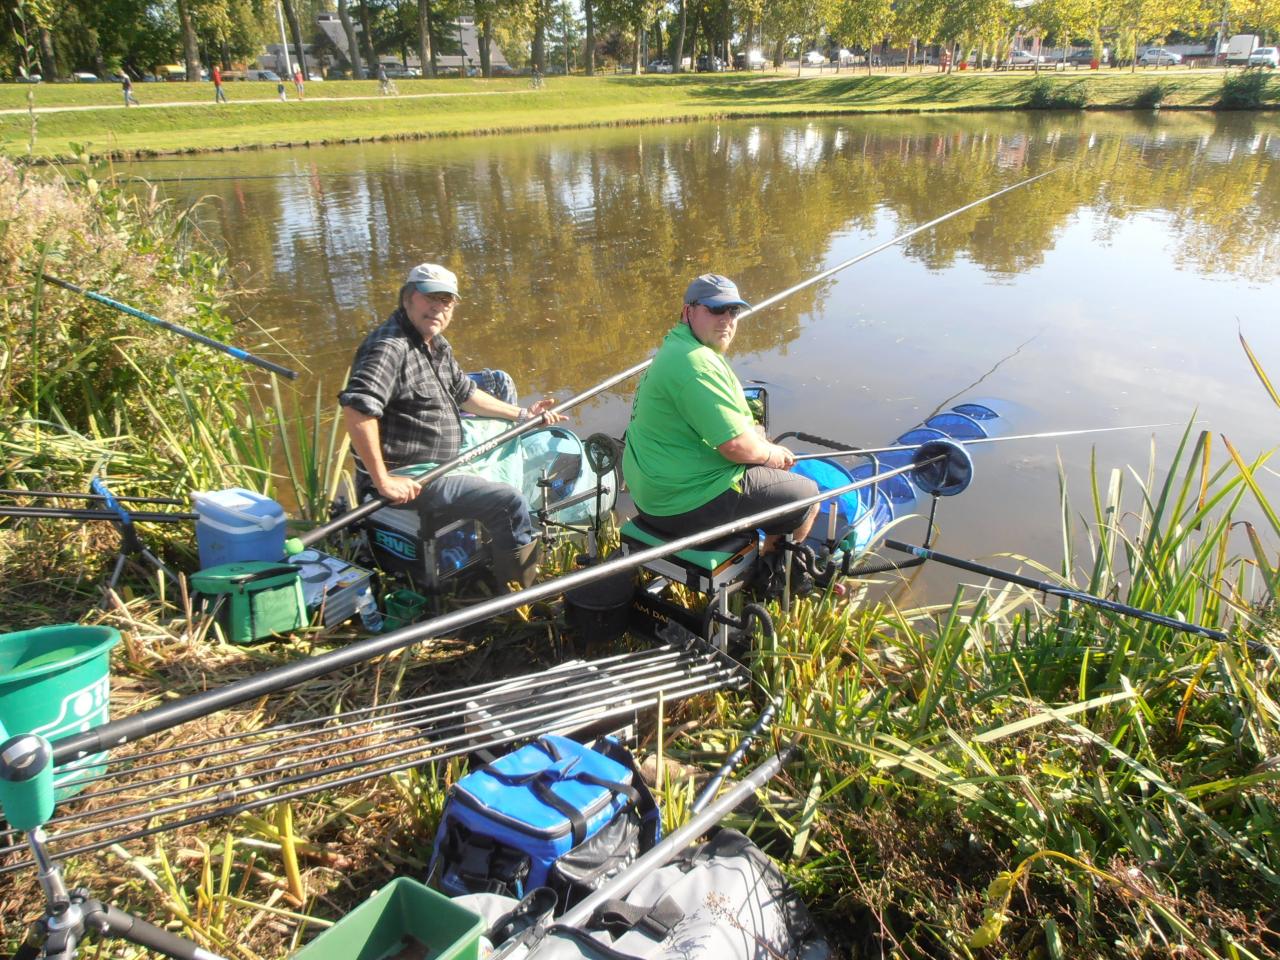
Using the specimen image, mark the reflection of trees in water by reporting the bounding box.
[190,113,1280,387]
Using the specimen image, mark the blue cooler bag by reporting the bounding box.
[430,736,659,906]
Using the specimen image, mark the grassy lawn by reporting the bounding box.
[1,70,1274,160]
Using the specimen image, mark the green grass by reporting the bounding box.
[2,71,1275,160]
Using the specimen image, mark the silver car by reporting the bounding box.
[1139,48,1182,66]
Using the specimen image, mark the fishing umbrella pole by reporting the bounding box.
[52,453,942,767]
[38,273,300,380]
[292,167,1061,552]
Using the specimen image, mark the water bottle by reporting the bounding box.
[354,582,383,632]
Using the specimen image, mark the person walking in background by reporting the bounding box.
[122,75,140,107]
[293,67,305,99]
[378,63,391,95]
[212,65,229,103]
[277,79,288,101]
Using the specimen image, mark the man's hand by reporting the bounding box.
[527,398,566,424]
[764,444,796,470]
[376,474,422,504]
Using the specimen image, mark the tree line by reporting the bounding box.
[4,0,1279,82]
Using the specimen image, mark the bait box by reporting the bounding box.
[286,549,376,627]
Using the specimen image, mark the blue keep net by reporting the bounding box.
[791,458,891,556]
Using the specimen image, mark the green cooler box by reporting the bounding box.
[191,562,306,644]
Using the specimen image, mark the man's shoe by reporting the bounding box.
[492,540,541,592]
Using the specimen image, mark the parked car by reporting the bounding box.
[246,69,281,81]
[695,54,724,72]
[835,48,856,65]
[1139,48,1182,66]
[15,73,42,83]
[733,50,767,70]
[1006,49,1044,67]
[72,71,100,82]
[803,50,826,66]
[1065,48,1108,65]
[647,57,674,73]
[1247,46,1279,68]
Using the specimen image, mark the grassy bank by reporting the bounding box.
[3,70,1277,160]
[1,167,1277,959]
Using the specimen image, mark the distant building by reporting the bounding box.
[314,12,508,76]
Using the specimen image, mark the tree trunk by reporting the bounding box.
[359,1,377,76]
[632,23,641,74]
[721,1,731,68]
[280,0,309,79]
[37,27,58,80]
[532,0,547,73]
[176,0,201,81]
[338,0,362,78]
[418,0,434,77]
[480,12,493,77]
[585,0,595,75]
[674,0,687,71]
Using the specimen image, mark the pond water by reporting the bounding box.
[124,111,1280,597]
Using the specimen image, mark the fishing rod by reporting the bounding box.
[292,167,1060,552]
[884,540,1239,643]
[0,506,194,523]
[16,648,729,832]
[4,649,740,872]
[37,273,300,380]
[691,699,778,814]
[0,489,185,506]
[791,422,1180,462]
[53,452,943,767]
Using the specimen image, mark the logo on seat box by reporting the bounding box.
[373,527,419,561]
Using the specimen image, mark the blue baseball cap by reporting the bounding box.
[683,274,750,309]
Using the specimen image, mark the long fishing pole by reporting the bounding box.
[690,699,778,814]
[791,422,1179,462]
[52,454,936,766]
[0,489,185,506]
[293,168,1060,552]
[0,506,194,523]
[885,540,1232,641]
[38,273,300,380]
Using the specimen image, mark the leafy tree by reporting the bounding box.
[825,0,896,73]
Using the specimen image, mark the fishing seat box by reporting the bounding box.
[366,504,488,591]
[191,561,306,644]
[192,488,287,568]
[429,735,655,906]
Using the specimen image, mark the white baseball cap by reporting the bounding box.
[405,262,459,298]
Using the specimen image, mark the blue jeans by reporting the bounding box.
[412,474,534,551]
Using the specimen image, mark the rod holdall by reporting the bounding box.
[429,735,660,908]
[457,829,831,959]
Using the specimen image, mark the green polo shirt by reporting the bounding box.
[622,322,755,516]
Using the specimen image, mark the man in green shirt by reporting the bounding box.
[622,274,817,550]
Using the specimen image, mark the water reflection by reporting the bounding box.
[125,112,1280,575]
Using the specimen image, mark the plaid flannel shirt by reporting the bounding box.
[338,308,477,470]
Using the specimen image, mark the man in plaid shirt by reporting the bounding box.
[339,263,563,590]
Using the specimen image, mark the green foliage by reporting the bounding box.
[1134,79,1166,106]
[1024,75,1089,107]
[728,430,1279,956]
[0,155,277,500]
[1219,69,1270,108]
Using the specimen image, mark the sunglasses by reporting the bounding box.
[697,302,744,317]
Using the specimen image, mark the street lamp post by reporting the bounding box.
[275,0,293,78]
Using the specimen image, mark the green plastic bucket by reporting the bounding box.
[292,877,483,960]
[0,624,120,801]
[383,589,431,632]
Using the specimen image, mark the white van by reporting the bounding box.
[1223,34,1259,65]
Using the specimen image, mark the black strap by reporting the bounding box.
[533,777,589,846]
[595,896,685,940]
[545,923,648,960]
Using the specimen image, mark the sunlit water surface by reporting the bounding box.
[125,111,1280,600]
